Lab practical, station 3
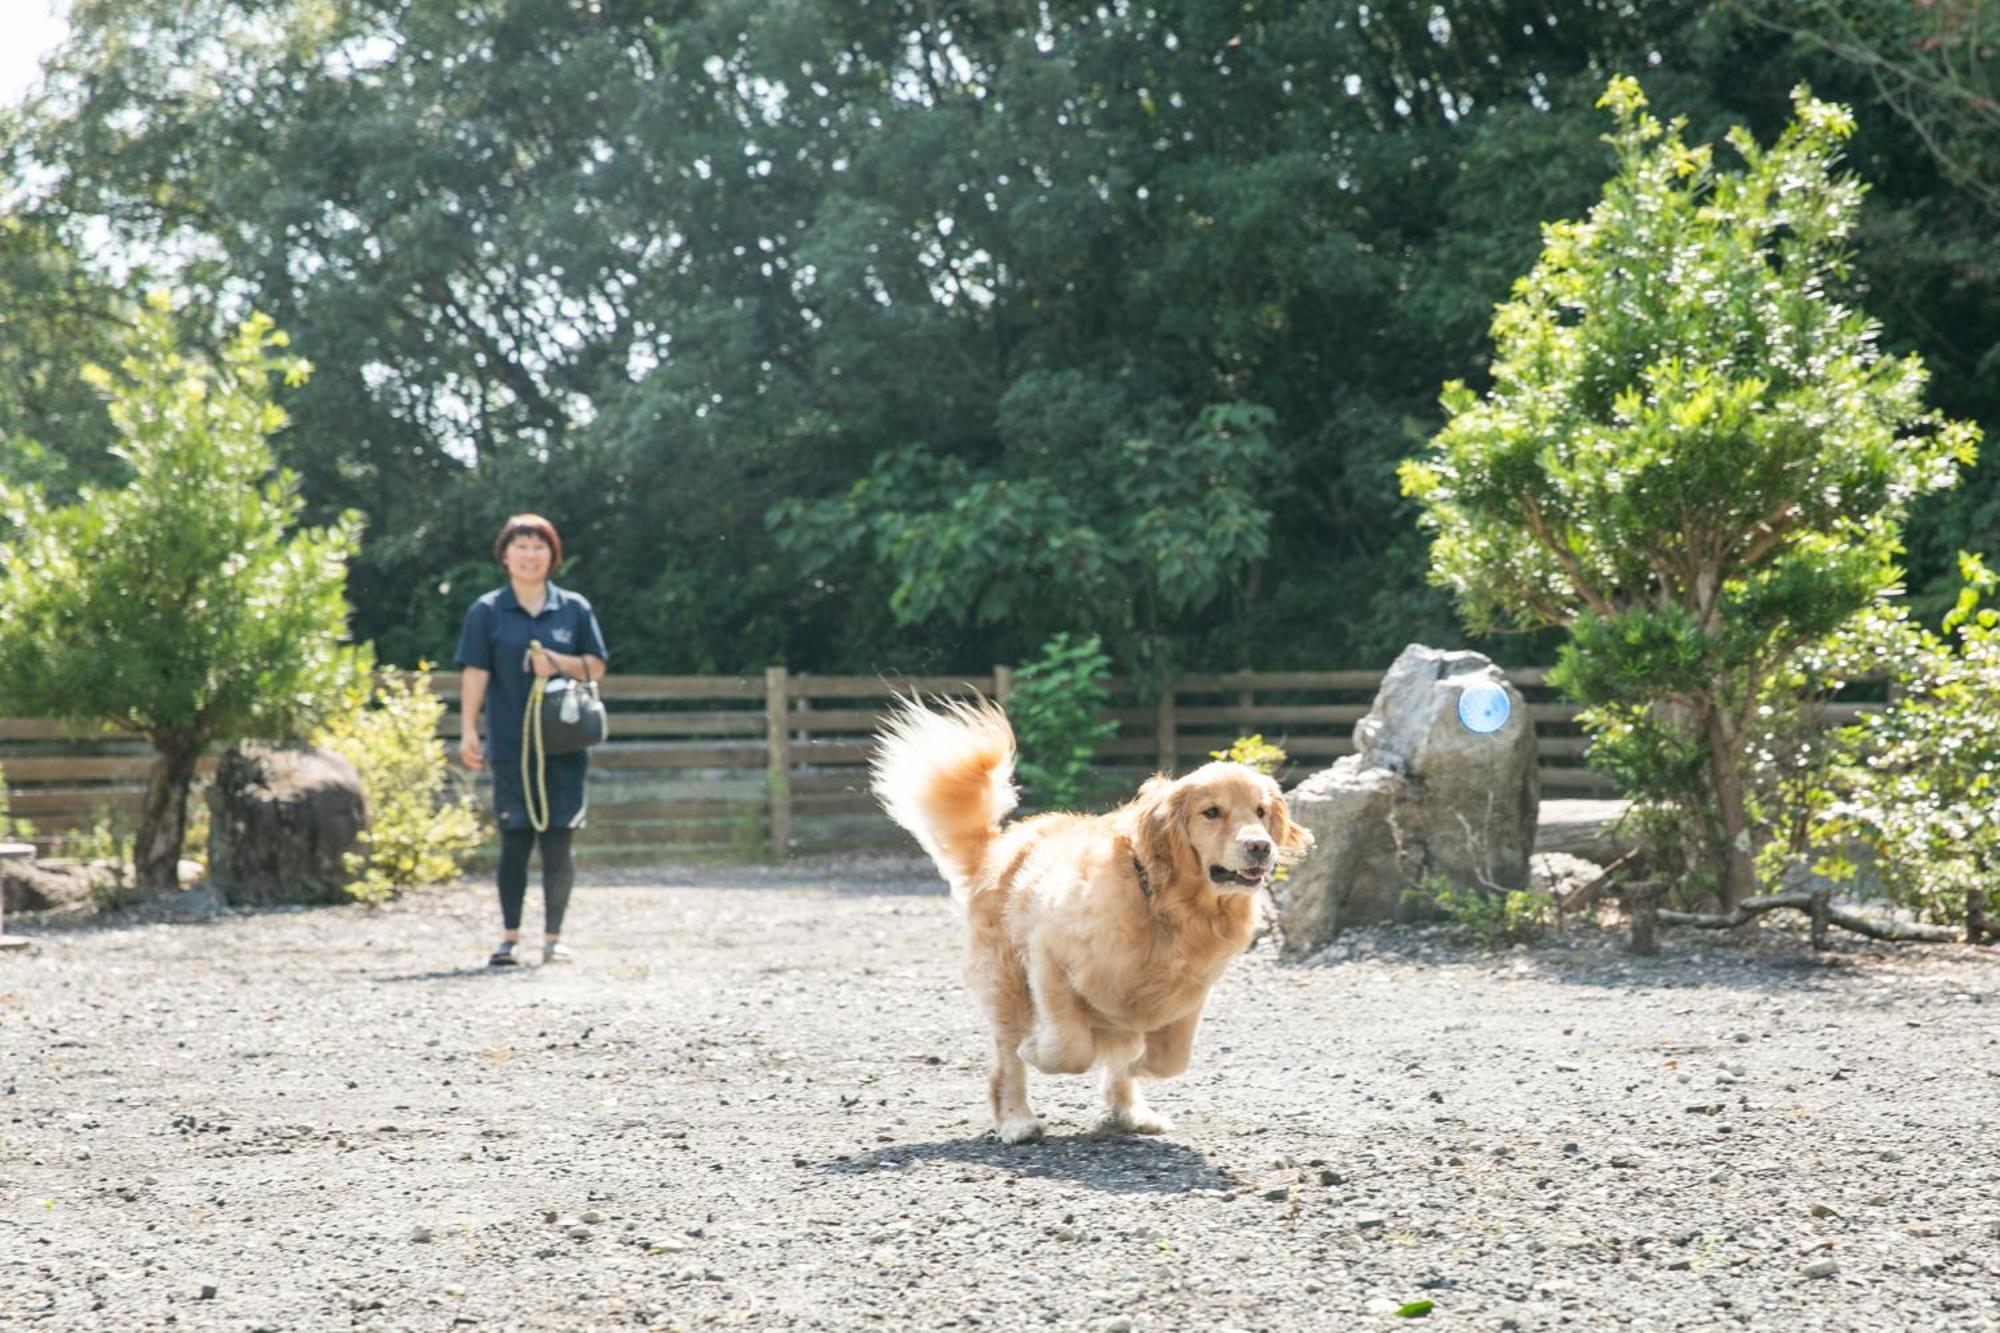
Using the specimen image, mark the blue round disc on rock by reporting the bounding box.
[1456,681,1511,734]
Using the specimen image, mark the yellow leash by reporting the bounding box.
[522,645,553,832]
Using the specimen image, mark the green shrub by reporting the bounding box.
[1425,882,1558,949]
[315,665,483,904]
[50,804,140,910]
[1008,633,1118,810]
[1803,556,2000,932]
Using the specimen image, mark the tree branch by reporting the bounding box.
[1659,893,1962,942]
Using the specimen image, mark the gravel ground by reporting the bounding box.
[3,856,1997,1332]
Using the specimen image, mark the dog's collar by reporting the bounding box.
[1131,855,1152,900]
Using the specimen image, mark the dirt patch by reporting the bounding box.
[2,857,1996,1330]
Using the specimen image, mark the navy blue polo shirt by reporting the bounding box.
[455,583,610,762]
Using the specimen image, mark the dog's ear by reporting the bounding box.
[1131,775,1199,887]
[1266,782,1314,860]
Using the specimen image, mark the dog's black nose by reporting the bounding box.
[1242,839,1272,864]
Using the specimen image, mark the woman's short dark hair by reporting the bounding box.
[493,513,562,566]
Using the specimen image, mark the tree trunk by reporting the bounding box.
[135,733,203,891]
[1701,706,1759,911]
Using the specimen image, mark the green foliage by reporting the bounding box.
[1007,634,1119,812]
[1401,78,1979,904]
[314,666,483,904]
[0,292,369,887]
[53,805,140,911]
[5,4,1997,680]
[1422,880,1558,949]
[0,213,128,501]
[772,402,1281,673]
[1210,734,1288,777]
[1737,0,2000,223]
[1799,556,2000,926]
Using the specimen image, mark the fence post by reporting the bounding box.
[765,666,791,861]
[992,665,1012,706]
[1155,686,1177,773]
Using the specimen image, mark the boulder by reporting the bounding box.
[1534,798,1638,864]
[1279,645,1538,954]
[0,857,104,914]
[206,742,367,906]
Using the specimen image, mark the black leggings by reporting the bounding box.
[496,827,575,935]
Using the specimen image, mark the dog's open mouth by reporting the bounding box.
[1209,865,1269,888]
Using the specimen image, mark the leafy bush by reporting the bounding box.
[48,805,140,910]
[1424,881,1557,949]
[1802,556,2000,934]
[314,666,483,904]
[1007,633,1118,810]
[1210,734,1287,776]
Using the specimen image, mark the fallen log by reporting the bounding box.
[1656,893,1961,944]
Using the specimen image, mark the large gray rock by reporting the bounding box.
[0,857,105,914]
[206,742,367,907]
[1279,645,1538,955]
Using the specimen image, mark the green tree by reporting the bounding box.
[1733,0,2000,222]
[0,211,131,498]
[1400,79,1979,908]
[9,0,1744,674]
[0,293,368,890]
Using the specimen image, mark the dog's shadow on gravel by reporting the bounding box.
[821,1132,1239,1196]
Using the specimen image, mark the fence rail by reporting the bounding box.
[1,666,1640,861]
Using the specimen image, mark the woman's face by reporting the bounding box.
[502,532,553,582]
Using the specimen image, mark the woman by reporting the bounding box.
[455,514,609,966]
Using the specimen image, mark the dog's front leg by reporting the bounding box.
[1096,1032,1172,1135]
[1017,945,1096,1075]
[1133,1010,1201,1080]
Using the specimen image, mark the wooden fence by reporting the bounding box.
[0,667,1880,863]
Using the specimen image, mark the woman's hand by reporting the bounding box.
[460,732,485,770]
[529,643,560,678]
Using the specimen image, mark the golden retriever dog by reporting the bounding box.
[871,697,1312,1143]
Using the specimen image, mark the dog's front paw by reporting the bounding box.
[1110,1103,1174,1135]
[996,1115,1046,1145]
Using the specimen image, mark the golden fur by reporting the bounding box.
[871,697,1312,1142]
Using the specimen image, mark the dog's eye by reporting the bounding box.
[1256,806,1266,819]
[1202,806,1221,820]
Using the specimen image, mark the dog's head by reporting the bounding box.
[1130,762,1313,894]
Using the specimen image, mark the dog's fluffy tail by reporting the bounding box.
[870,696,1018,897]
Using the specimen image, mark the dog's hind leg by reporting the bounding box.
[989,1035,1043,1145]
[975,958,1045,1145]
[1096,1033,1172,1135]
